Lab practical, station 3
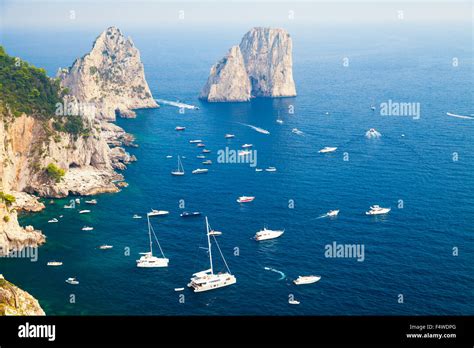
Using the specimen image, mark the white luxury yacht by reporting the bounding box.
[366,205,391,215]
[136,213,169,268]
[254,227,284,241]
[187,217,236,292]
[171,155,185,176]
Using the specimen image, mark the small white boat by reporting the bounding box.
[365,128,382,138]
[202,149,211,153]
[289,299,300,305]
[48,218,59,223]
[196,155,206,159]
[174,287,185,292]
[225,134,235,139]
[148,210,169,217]
[63,204,74,209]
[171,155,185,176]
[65,277,79,285]
[255,168,263,172]
[175,126,185,131]
[189,140,202,143]
[85,199,97,205]
[180,211,202,218]
[265,167,277,172]
[166,155,173,158]
[209,230,222,236]
[192,168,208,174]
[327,210,340,217]
[133,214,142,219]
[99,245,113,250]
[371,105,376,111]
[59,215,63,218]
[82,226,94,231]
[75,198,81,204]
[241,144,253,148]
[202,160,212,165]
[47,261,63,266]
[197,143,206,147]
[238,150,252,156]
[237,196,255,203]
[294,275,321,285]
[366,205,391,215]
[318,146,337,153]
[292,128,304,135]
[254,227,284,241]
[79,210,91,214]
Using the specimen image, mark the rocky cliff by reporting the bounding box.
[59,26,158,120]
[0,276,45,315]
[200,27,296,102]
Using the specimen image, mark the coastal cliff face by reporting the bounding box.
[0,276,45,315]
[59,26,158,120]
[199,46,251,102]
[200,27,296,102]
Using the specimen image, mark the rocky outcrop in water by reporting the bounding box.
[59,26,158,120]
[0,275,45,315]
[200,27,296,102]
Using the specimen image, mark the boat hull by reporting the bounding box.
[136,258,169,268]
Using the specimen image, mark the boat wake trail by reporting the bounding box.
[446,112,474,120]
[237,122,270,135]
[155,99,199,110]
[315,214,329,219]
[264,267,286,280]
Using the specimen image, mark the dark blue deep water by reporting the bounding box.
[1,22,473,315]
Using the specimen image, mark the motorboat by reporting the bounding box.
[136,214,169,268]
[75,198,81,204]
[327,210,340,217]
[292,128,304,135]
[366,205,391,215]
[238,150,251,156]
[47,261,63,266]
[265,167,277,172]
[255,168,263,172]
[365,128,381,138]
[276,119,284,124]
[180,211,202,217]
[196,155,206,159]
[133,214,142,219]
[254,227,284,241]
[289,299,300,305]
[371,105,376,111]
[82,226,94,231]
[202,149,211,153]
[85,199,97,205]
[148,210,169,217]
[192,168,208,174]
[197,143,206,147]
[63,204,74,209]
[166,155,173,158]
[293,275,321,285]
[174,287,185,292]
[187,217,236,292]
[175,126,185,131]
[171,155,185,176]
[241,144,253,148]
[202,160,212,165]
[79,210,91,214]
[237,196,255,203]
[48,218,58,223]
[225,134,235,139]
[65,277,79,285]
[99,245,113,250]
[318,147,337,153]
[209,230,222,236]
[189,140,202,143]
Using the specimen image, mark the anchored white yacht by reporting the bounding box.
[82,226,93,231]
[188,217,236,292]
[171,155,185,176]
[254,227,284,241]
[224,134,235,139]
[48,218,58,223]
[47,261,63,266]
[192,168,208,174]
[148,210,169,216]
[294,275,321,285]
[65,277,79,285]
[137,213,169,268]
[366,205,391,215]
[237,196,255,203]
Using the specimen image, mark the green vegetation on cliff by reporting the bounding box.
[0,46,87,136]
[45,163,66,183]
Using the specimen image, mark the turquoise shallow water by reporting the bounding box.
[0,23,473,315]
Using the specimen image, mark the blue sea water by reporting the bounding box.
[0,22,473,315]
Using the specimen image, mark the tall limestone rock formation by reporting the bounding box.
[199,46,251,102]
[200,27,296,102]
[59,26,158,120]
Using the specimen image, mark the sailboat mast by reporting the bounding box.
[147,214,153,255]
[206,216,213,274]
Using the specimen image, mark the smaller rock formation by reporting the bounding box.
[0,276,45,315]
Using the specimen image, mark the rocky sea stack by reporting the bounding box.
[200,27,296,102]
[59,26,158,120]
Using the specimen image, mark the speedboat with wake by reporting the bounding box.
[187,217,236,292]
[366,205,391,215]
[294,275,321,285]
[327,210,340,217]
[192,168,208,174]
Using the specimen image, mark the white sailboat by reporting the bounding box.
[136,213,169,268]
[187,217,236,292]
[171,155,185,176]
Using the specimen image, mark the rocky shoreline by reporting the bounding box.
[0,275,45,315]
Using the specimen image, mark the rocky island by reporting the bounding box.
[200,27,296,102]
